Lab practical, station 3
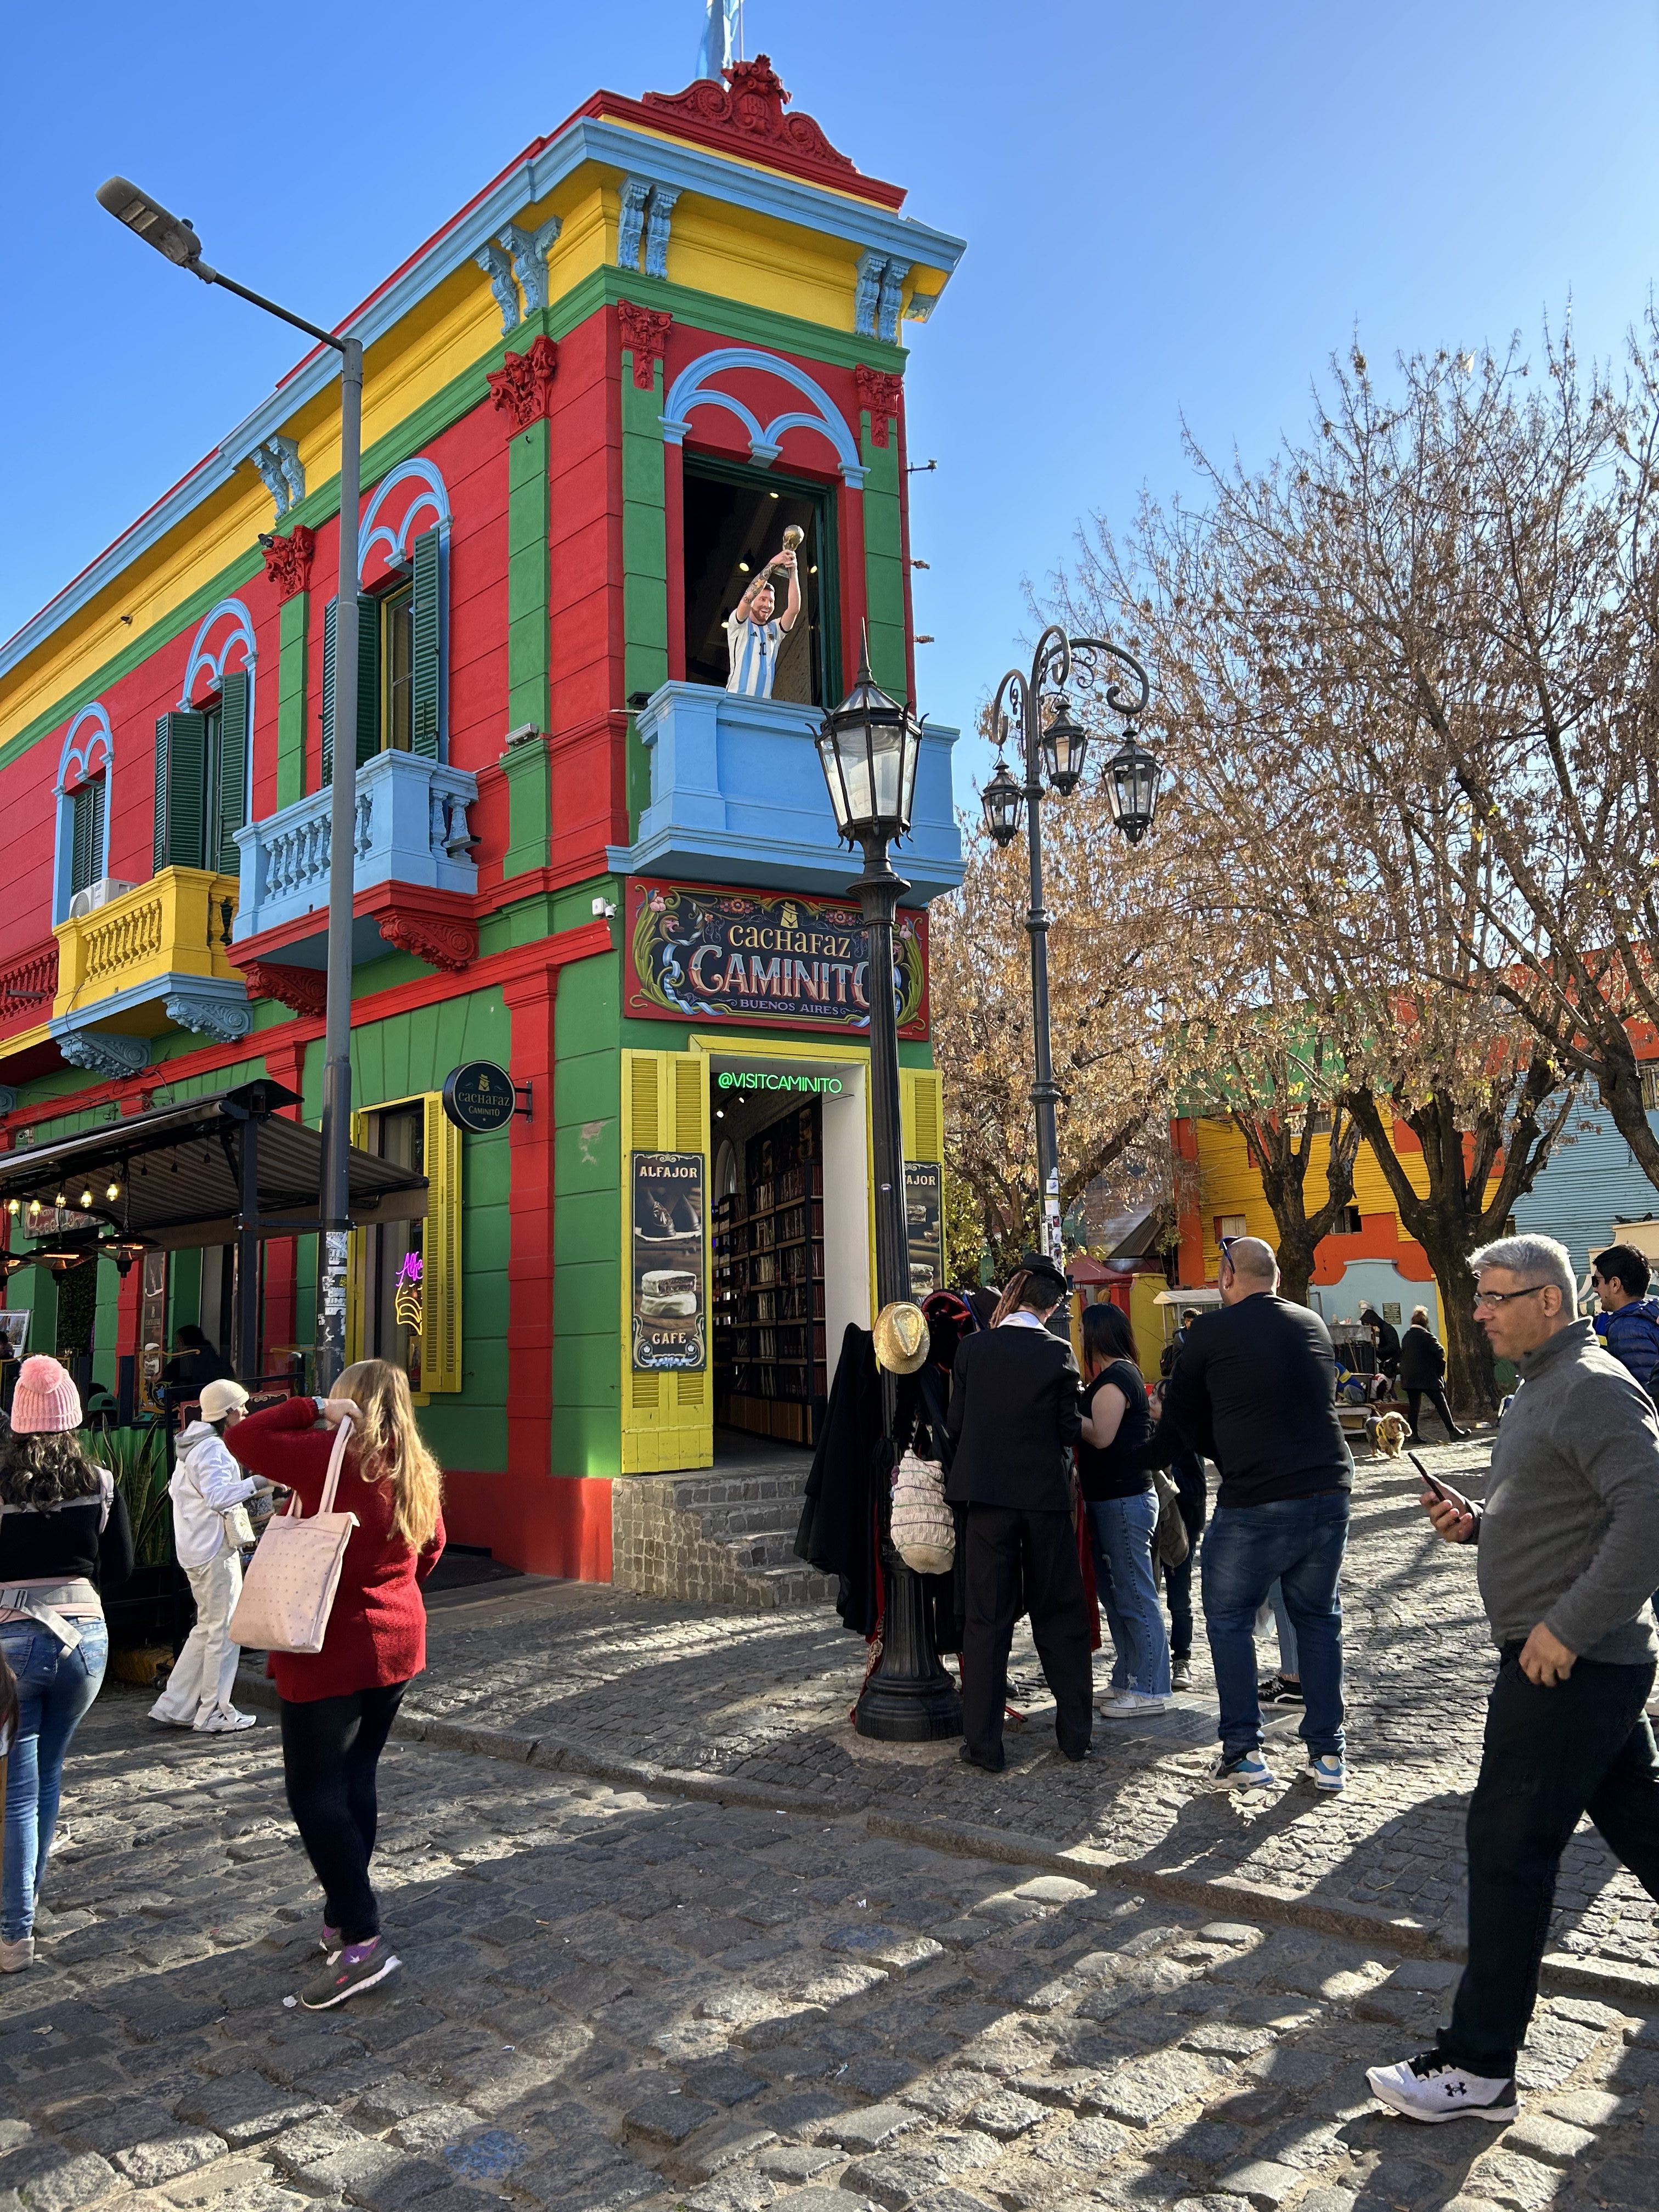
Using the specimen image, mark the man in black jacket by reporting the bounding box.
[1159,1235,1352,1791]
[945,1252,1091,1771]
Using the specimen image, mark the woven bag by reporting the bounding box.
[889,1448,955,1576]
[228,1413,360,1655]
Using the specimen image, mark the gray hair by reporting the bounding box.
[1468,1233,1576,1307]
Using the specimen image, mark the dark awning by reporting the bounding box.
[0,1079,427,1252]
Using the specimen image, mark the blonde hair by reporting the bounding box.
[334,1359,443,1549]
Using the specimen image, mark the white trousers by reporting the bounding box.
[150,1550,244,1723]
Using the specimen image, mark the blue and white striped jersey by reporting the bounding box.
[725,612,783,698]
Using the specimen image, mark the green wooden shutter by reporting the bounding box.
[320,596,337,785]
[153,714,170,874]
[356,592,380,768]
[159,710,208,868]
[216,670,249,875]
[69,782,100,896]
[410,527,442,759]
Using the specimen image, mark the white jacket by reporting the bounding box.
[169,1422,260,1569]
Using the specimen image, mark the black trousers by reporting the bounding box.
[1406,1383,1459,1439]
[1444,1651,1659,2078]
[962,1505,1093,1762]
[279,1683,407,1944]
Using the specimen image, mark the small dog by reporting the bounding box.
[1372,1409,1410,1457]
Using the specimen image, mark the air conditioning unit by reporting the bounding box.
[69,878,138,921]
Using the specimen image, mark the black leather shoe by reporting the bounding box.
[1059,1739,1092,1763]
[959,1742,1005,1774]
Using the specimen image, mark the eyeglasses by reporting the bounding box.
[1471,1283,1552,1310]
[1218,1234,1239,1277]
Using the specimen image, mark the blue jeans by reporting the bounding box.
[1087,1491,1172,1697]
[1201,1495,1347,1763]
[1,1617,108,1942]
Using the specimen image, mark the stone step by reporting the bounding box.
[612,1451,827,1608]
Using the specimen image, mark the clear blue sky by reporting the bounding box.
[4,2,1656,808]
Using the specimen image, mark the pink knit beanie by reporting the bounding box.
[10,1355,83,1435]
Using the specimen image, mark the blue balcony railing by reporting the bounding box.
[233,751,479,949]
[605,682,963,902]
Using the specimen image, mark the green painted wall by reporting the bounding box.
[276,591,309,808]
[620,356,668,834]
[860,420,907,703]
[506,417,551,737]
[552,951,623,1477]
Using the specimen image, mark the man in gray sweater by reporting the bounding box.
[1368,1234,1659,2125]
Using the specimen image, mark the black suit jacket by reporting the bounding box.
[944,1323,1082,1513]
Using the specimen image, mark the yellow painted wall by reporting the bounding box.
[1190,1112,1502,1282]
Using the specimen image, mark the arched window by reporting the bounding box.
[322,459,451,779]
[53,706,114,922]
[155,600,256,877]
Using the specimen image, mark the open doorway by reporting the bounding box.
[682,460,838,704]
[710,1056,870,1449]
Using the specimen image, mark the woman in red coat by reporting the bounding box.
[229,1358,444,2007]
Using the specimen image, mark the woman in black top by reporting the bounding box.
[1398,1305,1465,1442]
[1079,1302,1171,1713]
[0,1357,132,1973]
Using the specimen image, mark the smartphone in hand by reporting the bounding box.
[1408,1451,1472,1519]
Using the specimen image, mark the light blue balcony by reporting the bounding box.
[233,751,479,956]
[605,682,964,903]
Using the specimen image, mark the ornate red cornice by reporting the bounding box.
[602,58,905,211]
[240,961,329,1020]
[377,907,478,972]
[854,366,905,448]
[486,334,558,433]
[618,302,673,391]
[261,526,315,605]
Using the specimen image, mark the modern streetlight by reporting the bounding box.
[815,639,962,1743]
[981,627,1155,1262]
[97,177,360,1387]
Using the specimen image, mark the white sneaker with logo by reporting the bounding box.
[1366,2051,1517,2124]
[193,1705,257,1734]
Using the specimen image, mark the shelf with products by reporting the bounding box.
[714,1096,829,1447]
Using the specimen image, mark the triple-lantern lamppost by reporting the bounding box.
[979,627,1160,1262]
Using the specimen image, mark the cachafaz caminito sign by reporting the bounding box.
[626,878,928,1038]
[440,1061,517,1133]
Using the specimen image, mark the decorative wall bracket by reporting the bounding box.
[498,216,562,313]
[617,178,680,280]
[240,961,329,1020]
[248,435,306,520]
[260,524,317,604]
[377,907,477,972]
[487,335,559,432]
[619,302,673,391]
[56,1030,150,1079]
[475,241,522,336]
[854,251,912,344]
[163,986,253,1043]
[854,366,905,448]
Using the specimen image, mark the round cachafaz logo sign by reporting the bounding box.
[441,1061,516,1133]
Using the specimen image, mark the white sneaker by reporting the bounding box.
[193,1705,257,1734]
[1309,1754,1347,1791]
[1366,2051,1517,2124]
[1097,1691,1168,1716]
[1218,1751,1277,1788]
[0,1936,33,1973]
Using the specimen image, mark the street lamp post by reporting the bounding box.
[97,179,360,1387]
[981,628,1158,1261]
[816,641,962,1741]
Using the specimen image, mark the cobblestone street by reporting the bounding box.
[4,1440,1658,2212]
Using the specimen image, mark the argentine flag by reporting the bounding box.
[698,0,742,80]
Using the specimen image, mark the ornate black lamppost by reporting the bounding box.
[816,643,962,1742]
[981,629,1159,1260]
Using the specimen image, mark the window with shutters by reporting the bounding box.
[321,525,443,780]
[153,669,248,876]
[67,774,108,899]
